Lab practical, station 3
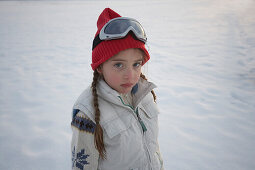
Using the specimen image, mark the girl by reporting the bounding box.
[71,8,164,170]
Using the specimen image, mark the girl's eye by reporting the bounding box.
[114,63,123,68]
[133,62,142,67]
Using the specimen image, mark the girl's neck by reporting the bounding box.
[119,92,133,107]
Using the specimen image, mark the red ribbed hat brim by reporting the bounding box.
[91,34,150,70]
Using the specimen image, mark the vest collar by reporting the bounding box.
[97,78,157,109]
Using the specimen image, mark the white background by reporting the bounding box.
[0,0,255,169]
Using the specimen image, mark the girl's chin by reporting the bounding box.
[118,87,132,94]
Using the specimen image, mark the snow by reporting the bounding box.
[0,0,255,169]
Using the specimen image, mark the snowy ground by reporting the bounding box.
[0,0,255,170]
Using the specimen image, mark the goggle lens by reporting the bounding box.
[104,19,145,37]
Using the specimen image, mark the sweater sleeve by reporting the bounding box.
[71,111,99,170]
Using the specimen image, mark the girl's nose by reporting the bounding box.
[123,67,133,80]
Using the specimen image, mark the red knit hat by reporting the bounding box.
[91,8,150,70]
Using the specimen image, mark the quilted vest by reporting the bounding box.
[73,78,163,170]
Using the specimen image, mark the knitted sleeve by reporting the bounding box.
[71,111,99,170]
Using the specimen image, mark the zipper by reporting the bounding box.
[135,108,147,133]
[136,108,152,169]
[118,96,147,133]
[118,96,152,169]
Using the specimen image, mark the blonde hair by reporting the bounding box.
[91,70,156,159]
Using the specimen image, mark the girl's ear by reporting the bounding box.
[97,66,102,74]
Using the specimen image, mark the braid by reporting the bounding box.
[140,73,157,102]
[91,70,106,159]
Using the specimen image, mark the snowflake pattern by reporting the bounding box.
[72,146,90,170]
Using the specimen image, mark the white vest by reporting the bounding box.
[73,79,163,170]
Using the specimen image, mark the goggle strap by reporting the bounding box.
[92,34,102,50]
[92,32,146,50]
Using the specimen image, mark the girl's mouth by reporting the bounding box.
[121,83,133,88]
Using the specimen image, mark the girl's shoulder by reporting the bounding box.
[73,86,95,122]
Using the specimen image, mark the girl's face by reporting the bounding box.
[98,48,144,94]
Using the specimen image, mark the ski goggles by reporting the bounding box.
[93,17,147,50]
